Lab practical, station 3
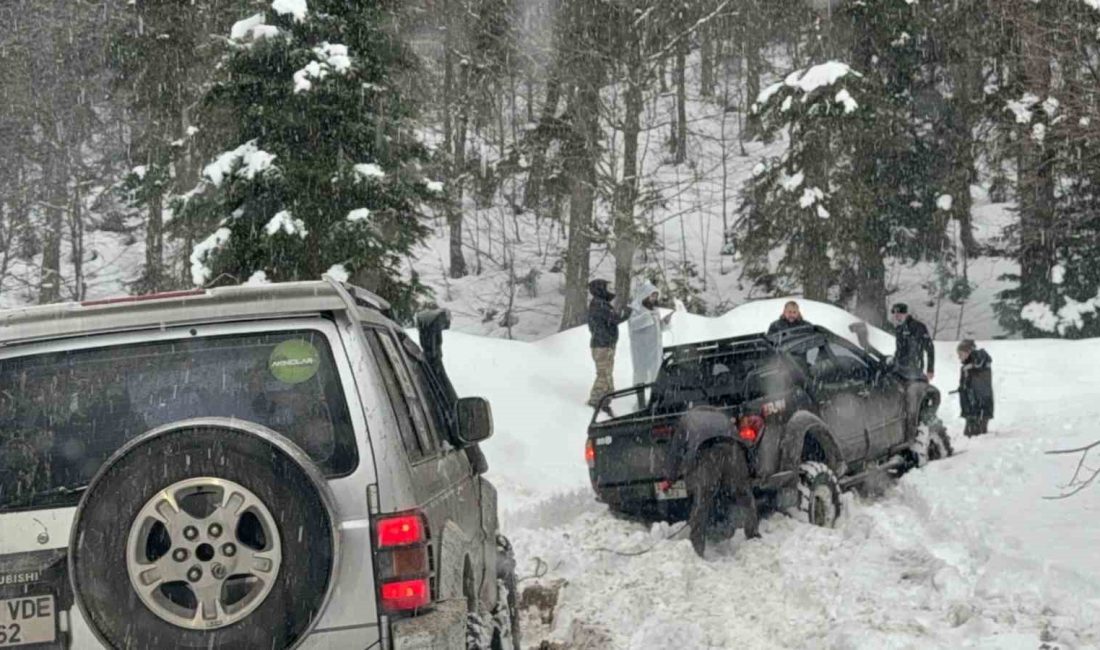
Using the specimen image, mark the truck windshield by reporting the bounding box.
[0,329,356,512]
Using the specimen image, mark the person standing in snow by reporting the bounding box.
[890,303,935,381]
[957,339,993,437]
[629,281,673,408]
[661,406,760,557]
[586,279,630,409]
[767,301,811,335]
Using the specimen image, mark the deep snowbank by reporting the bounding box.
[446,298,1100,649]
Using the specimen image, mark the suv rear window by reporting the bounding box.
[0,330,356,512]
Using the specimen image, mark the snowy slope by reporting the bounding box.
[447,299,1100,649]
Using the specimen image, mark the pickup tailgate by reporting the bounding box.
[589,416,677,487]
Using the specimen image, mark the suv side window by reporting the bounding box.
[364,328,437,461]
[400,339,453,450]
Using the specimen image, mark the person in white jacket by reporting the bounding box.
[629,281,673,408]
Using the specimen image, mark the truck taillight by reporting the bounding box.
[738,415,765,443]
[374,511,432,614]
[381,578,431,611]
[651,424,675,439]
[585,439,596,468]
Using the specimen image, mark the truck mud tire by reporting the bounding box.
[795,462,841,528]
[467,536,521,650]
[69,420,338,650]
[910,422,955,467]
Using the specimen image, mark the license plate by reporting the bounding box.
[656,480,688,500]
[0,595,56,647]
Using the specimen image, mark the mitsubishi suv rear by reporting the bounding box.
[0,278,519,650]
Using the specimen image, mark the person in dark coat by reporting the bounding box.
[587,279,630,408]
[661,406,759,557]
[957,339,993,437]
[767,301,811,335]
[890,303,935,380]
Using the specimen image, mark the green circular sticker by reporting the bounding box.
[269,340,321,384]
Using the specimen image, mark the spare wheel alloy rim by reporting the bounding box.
[125,477,283,630]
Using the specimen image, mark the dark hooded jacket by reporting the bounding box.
[587,280,629,349]
[664,406,741,480]
[894,316,935,374]
[959,348,993,419]
[767,317,811,335]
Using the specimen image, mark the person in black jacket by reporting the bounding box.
[957,339,993,437]
[890,303,935,380]
[661,406,759,557]
[587,279,630,408]
[767,301,811,335]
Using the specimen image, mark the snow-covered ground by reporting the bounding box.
[447,298,1100,649]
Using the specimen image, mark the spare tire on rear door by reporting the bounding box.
[69,418,339,650]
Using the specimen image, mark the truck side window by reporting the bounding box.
[364,328,437,461]
[827,342,871,382]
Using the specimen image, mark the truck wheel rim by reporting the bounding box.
[125,477,283,630]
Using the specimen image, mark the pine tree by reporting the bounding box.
[186,0,436,320]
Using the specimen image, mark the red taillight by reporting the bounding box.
[738,415,765,443]
[80,289,206,307]
[651,424,675,439]
[380,578,431,611]
[378,515,425,547]
[374,511,432,614]
[585,439,596,468]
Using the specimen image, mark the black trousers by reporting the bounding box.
[686,442,759,557]
[964,417,990,437]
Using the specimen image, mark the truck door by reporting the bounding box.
[826,340,905,454]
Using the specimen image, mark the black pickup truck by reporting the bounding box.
[585,324,951,526]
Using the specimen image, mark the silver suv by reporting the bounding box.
[0,279,519,650]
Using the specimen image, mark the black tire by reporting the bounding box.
[494,536,521,650]
[928,423,954,460]
[468,537,521,650]
[910,421,954,467]
[796,462,841,528]
[70,422,337,650]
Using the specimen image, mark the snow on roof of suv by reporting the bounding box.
[0,280,393,346]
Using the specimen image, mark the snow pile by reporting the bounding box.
[203,141,277,186]
[293,43,352,93]
[326,264,349,283]
[1006,93,1040,124]
[271,0,307,22]
[264,210,308,237]
[1023,294,1100,336]
[758,61,860,111]
[441,298,1100,648]
[190,227,231,286]
[353,163,386,180]
[347,208,371,222]
[246,270,270,285]
[230,14,279,41]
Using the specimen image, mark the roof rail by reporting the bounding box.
[322,275,393,317]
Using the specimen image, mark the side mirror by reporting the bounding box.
[455,397,493,446]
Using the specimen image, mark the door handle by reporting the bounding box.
[857,389,871,398]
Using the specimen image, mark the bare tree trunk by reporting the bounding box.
[673,37,688,164]
[39,150,65,305]
[699,21,714,97]
[524,67,562,212]
[1017,25,1056,310]
[559,83,599,331]
[70,180,86,300]
[443,2,468,278]
[613,55,644,311]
